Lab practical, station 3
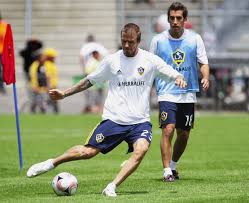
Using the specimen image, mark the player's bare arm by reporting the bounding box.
[49,78,93,100]
[199,63,210,91]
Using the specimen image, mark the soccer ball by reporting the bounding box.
[51,172,78,196]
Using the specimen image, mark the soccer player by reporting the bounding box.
[150,2,210,182]
[27,23,187,197]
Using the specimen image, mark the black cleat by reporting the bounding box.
[172,170,179,179]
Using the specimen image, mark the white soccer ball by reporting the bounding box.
[51,172,78,196]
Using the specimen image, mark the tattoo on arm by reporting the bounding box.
[64,78,93,98]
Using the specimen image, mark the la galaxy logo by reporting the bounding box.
[137,67,144,75]
[172,49,185,66]
[161,111,168,121]
[96,133,105,143]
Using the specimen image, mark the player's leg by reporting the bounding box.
[171,103,195,179]
[115,138,150,186]
[53,145,100,166]
[103,138,150,197]
[171,129,190,179]
[172,129,190,162]
[161,124,175,180]
[159,101,177,182]
[102,122,152,197]
[27,145,100,178]
[26,121,110,178]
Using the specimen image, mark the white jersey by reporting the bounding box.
[87,48,182,125]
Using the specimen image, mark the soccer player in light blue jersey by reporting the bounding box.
[150,2,210,182]
[27,23,187,197]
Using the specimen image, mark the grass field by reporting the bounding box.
[1,113,249,202]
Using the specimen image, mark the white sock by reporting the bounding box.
[163,167,172,176]
[46,159,55,170]
[170,160,177,170]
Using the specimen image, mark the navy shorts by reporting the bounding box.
[84,120,152,154]
[159,101,195,131]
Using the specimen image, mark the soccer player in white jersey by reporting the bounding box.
[150,2,210,182]
[26,23,186,197]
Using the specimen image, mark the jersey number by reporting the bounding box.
[185,115,193,127]
[141,130,152,141]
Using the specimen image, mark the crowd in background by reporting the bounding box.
[18,39,59,114]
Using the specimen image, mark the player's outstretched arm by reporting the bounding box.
[175,76,187,88]
[49,78,93,100]
[49,89,65,100]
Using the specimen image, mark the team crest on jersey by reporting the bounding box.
[172,49,185,66]
[96,133,105,143]
[161,111,168,121]
[137,67,145,75]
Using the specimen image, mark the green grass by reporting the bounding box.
[1,113,249,202]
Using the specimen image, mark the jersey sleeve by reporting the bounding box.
[196,34,208,65]
[153,54,182,80]
[86,56,111,84]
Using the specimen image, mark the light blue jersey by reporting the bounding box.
[151,30,200,95]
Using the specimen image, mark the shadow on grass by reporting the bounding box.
[91,191,148,195]
[118,191,149,195]
[151,177,205,182]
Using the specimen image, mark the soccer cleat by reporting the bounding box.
[102,183,117,197]
[27,159,54,177]
[172,170,179,179]
[163,174,175,182]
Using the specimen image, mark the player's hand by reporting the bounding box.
[175,76,187,88]
[49,89,65,100]
[201,78,209,91]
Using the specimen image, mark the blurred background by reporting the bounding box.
[1,0,249,114]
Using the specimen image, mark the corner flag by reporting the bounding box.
[2,24,16,84]
[1,24,23,170]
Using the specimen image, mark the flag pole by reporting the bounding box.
[2,24,23,170]
[13,83,23,170]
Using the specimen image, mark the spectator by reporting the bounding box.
[29,54,48,113]
[83,50,105,113]
[19,39,43,81]
[43,48,59,113]
[224,68,247,107]
[79,34,108,73]
[154,14,170,34]
[184,20,193,29]
[80,34,108,113]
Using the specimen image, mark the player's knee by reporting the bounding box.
[71,145,98,159]
[177,130,190,140]
[80,146,98,159]
[133,145,149,161]
[162,125,175,137]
